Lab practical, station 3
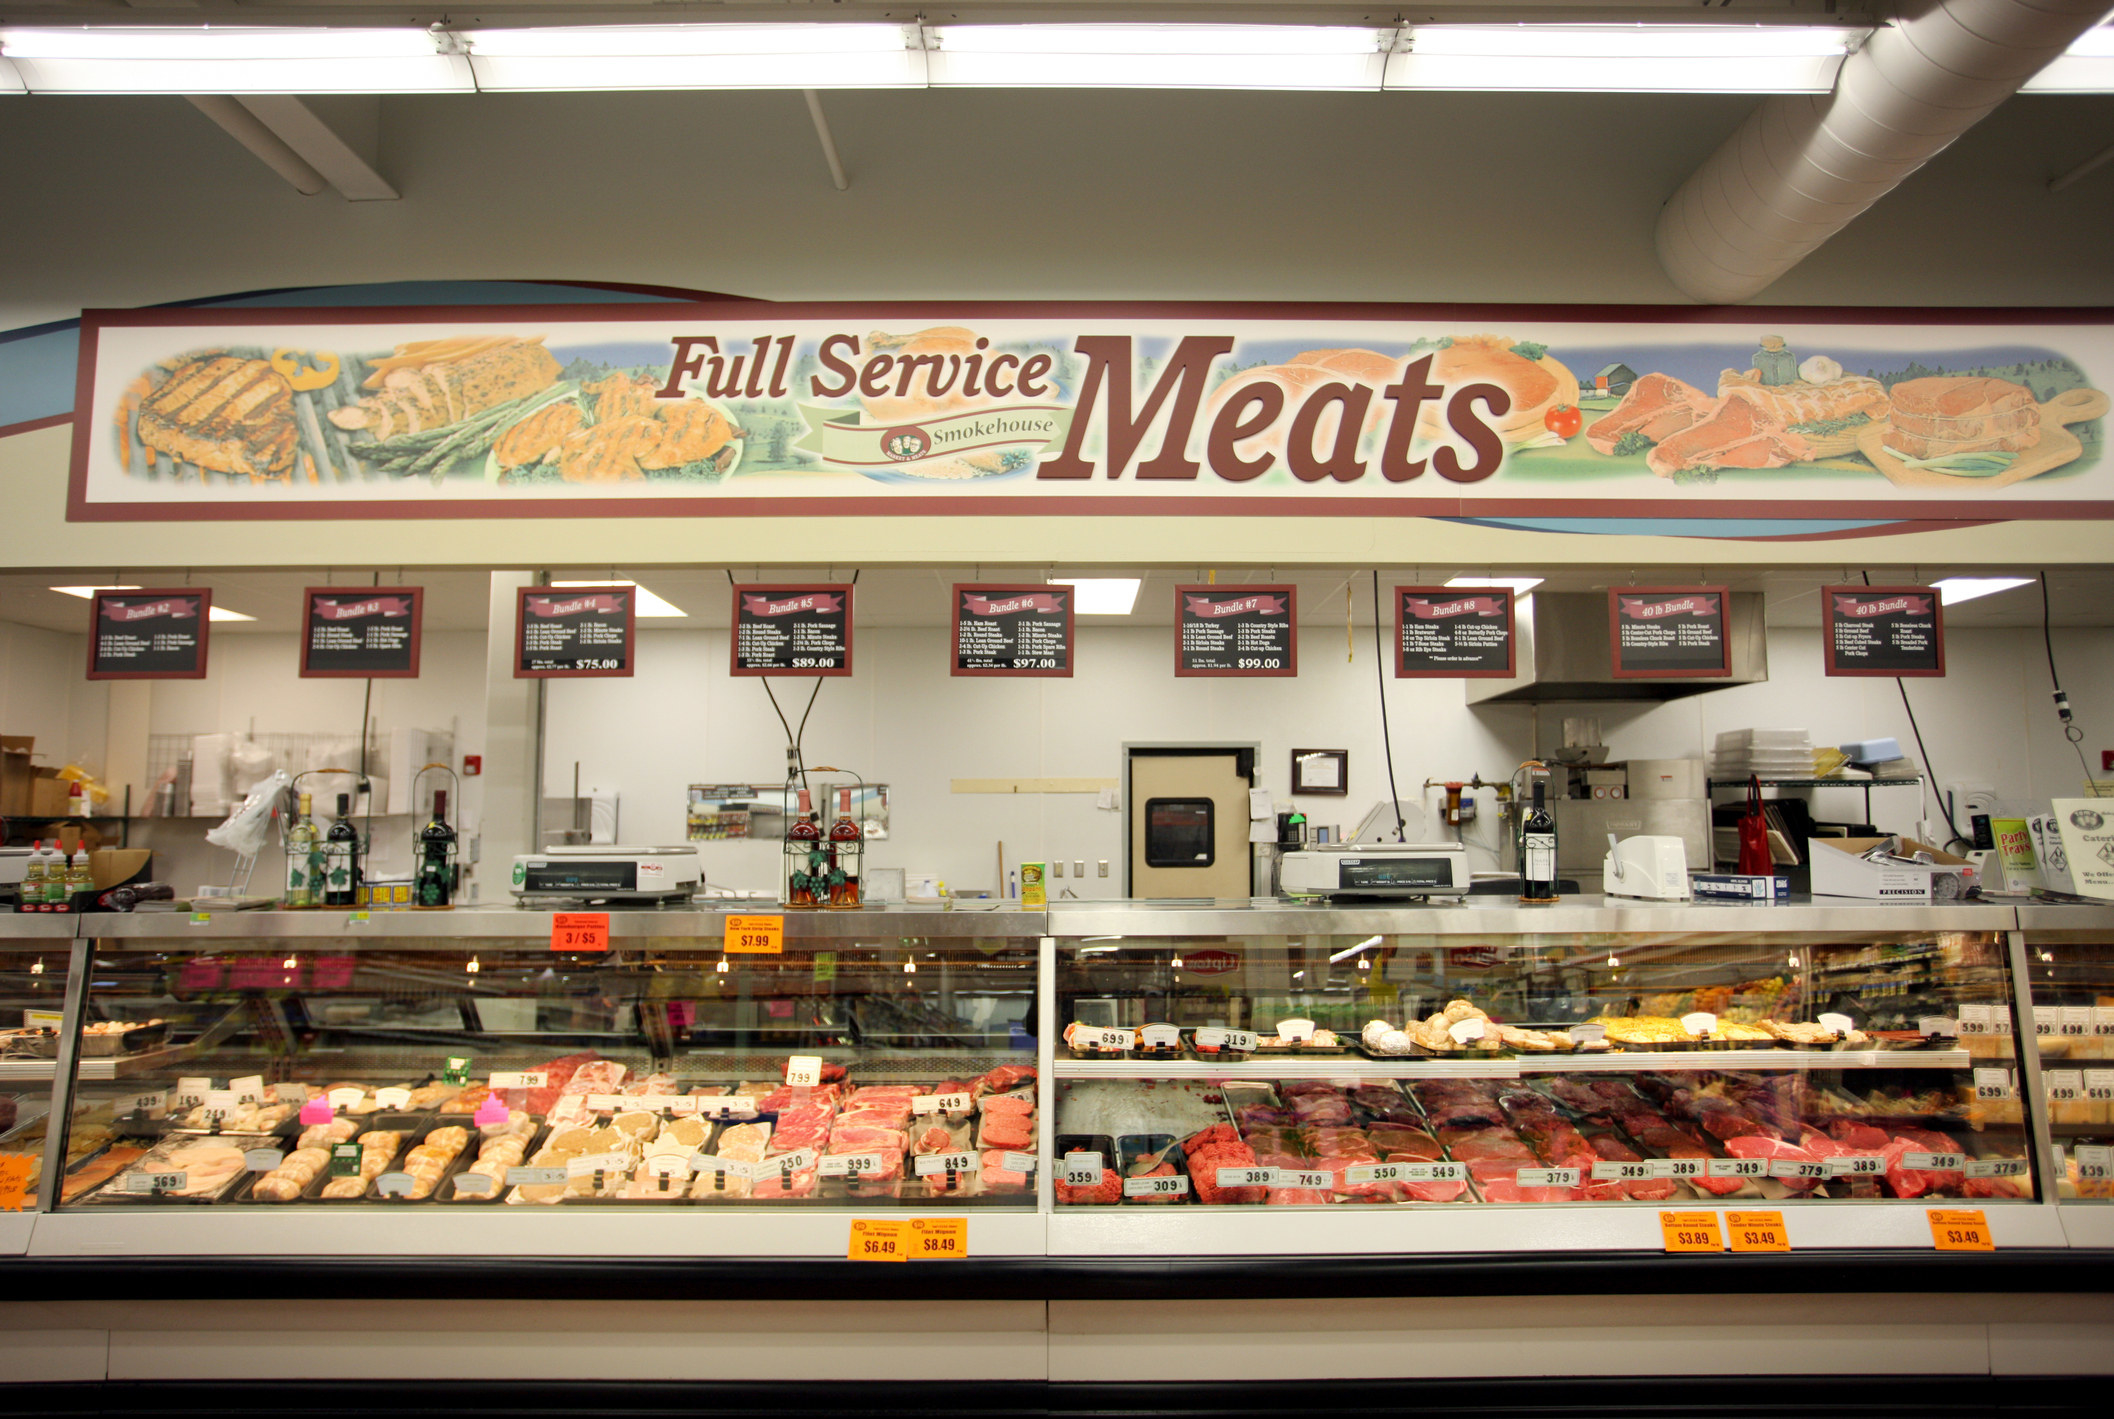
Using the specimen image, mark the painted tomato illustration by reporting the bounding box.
[1544,404,1583,439]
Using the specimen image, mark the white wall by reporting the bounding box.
[0,622,107,772]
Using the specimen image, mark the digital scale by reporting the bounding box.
[1279,842,1471,899]
[509,845,702,905]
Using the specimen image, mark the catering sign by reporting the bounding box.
[69,303,2114,522]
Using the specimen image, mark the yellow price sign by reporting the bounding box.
[726,914,785,955]
[1930,1208,1994,1252]
[1659,1209,1725,1253]
[848,1218,907,1262]
[0,1153,35,1212]
[909,1216,968,1260]
[1725,1210,1790,1253]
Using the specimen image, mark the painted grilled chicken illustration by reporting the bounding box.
[328,337,560,440]
[135,355,299,477]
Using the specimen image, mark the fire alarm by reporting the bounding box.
[462,755,482,777]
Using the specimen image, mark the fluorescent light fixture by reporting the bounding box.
[0,27,474,93]
[928,25,1389,90]
[1445,576,1544,593]
[208,606,256,623]
[1049,577,1141,615]
[1932,576,2034,605]
[2022,25,2114,92]
[462,24,923,90]
[50,584,141,597]
[549,579,685,618]
[1388,25,1861,93]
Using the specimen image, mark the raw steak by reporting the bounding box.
[1725,1135,1821,1192]
[1587,372,1715,453]
[980,1112,1034,1150]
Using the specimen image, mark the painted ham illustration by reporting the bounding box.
[1883,375,2040,459]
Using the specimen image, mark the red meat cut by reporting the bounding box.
[1587,372,1715,454]
[1647,396,1815,478]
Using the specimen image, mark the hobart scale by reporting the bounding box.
[1279,842,1471,900]
[509,846,702,907]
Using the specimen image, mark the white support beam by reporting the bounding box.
[236,95,399,201]
[185,95,327,196]
[803,89,850,192]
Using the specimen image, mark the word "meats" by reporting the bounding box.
[656,334,1513,484]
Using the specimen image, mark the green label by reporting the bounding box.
[330,1142,360,1178]
[443,1055,472,1085]
[511,861,527,887]
[812,951,837,984]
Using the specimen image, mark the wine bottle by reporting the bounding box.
[786,788,822,908]
[323,792,361,907]
[1520,779,1558,903]
[827,787,863,908]
[416,789,457,908]
[285,792,319,907]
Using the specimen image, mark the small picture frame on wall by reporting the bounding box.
[1290,749,1348,796]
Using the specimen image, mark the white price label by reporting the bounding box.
[1706,1157,1768,1179]
[2034,1005,2062,1036]
[2044,1070,2084,1103]
[489,1072,547,1090]
[1825,1155,1887,1177]
[767,1149,818,1175]
[1516,1168,1580,1188]
[172,1076,211,1109]
[1817,1013,1855,1036]
[586,1094,631,1113]
[1592,1160,1654,1181]
[2076,1146,2112,1182]
[1342,1163,1404,1185]
[230,1075,266,1104]
[199,1089,239,1122]
[505,1167,566,1186]
[1569,1022,1608,1045]
[374,1171,417,1197]
[1070,1026,1132,1052]
[643,1155,692,1178]
[1900,1152,1965,1171]
[1648,1157,1705,1179]
[1964,1158,2029,1179]
[2095,1007,2114,1038]
[1447,1017,1487,1045]
[1680,1011,1719,1038]
[2085,1070,2114,1102]
[1276,1018,1316,1043]
[1769,1159,1828,1181]
[1140,1024,1182,1049]
[701,1098,759,1120]
[273,1082,308,1104]
[121,1090,168,1118]
[1277,1169,1334,1191]
[785,1056,824,1088]
[1975,1067,2013,1101]
[243,1148,285,1171]
[373,1086,413,1110]
[1000,1152,1036,1174]
[1121,1174,1189,1198]
[453,1173,496,1196]
[1401,1161,1467,1182]
[2061,1006,2093,1036]
[1957,1005,1992,1036]
[1918,1016,1959,1038]
[664,1097,700,1116]
[819,1152,891,1177]
[1193,1027,1259,1053]
[565,1151,630,1178]
[124,1171,188,1193]
[1992,1012,2014,1037]
[326,1086,367,1109]
[690,1154,752,1180]
[911,1093,972,1115]
[913,1152,978,1177]
[1061,1151,1104,1186]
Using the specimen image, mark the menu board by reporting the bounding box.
[1822,585,1945,677]
[731,584,853,677]
[952,584,1072,677]
[1395,586,1516,678]
[1609,586,1731,679]
[1174,585,1296,677]
[301,586,423,678]
[87,589,210,680]
[515,585,635,679]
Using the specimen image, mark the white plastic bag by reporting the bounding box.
[206,770,292,858]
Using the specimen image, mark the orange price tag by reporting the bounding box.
[0,1153,33,1212]
[1930,1208,1994,1252]
[1659,1210,1724,1253]
[726,914,784,955]
[549,912,609,953]
[1725,1210,1790,1253]
[848,1218,907,1262]
[909,1216,968,1260]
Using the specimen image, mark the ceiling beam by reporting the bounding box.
[185,94,397,200]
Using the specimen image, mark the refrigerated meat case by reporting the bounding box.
[7,897,2114,1268]
[2014,903,2114,1249]
[0,913,82,1247]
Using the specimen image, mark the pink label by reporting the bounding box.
[309,956,357,988]
[474,1097,509,1127]
[177,957,224,991]
[299,1096,334,1126]
[666,1002,695,1029]
[231,957,302,990]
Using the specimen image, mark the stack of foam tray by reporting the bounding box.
[1838,737,1921,780]
[1711,728,1816,780]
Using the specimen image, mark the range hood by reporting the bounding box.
[1464,592,1768,704]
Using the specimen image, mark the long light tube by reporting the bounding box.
[927,25,1389,90]
[2022,24,2114,92]
[1386,25,1862,94]
[463,25,924,91]
[0,27,474,93]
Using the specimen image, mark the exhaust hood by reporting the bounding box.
[1464,592,1768,704]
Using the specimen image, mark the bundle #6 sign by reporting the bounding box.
[516,585,634,678]
[952,584,1073,677]
[731,584,852,677]
[302,586,423,678]
[1174,585,1295,677]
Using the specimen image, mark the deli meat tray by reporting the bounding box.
[76,1131,276,1205]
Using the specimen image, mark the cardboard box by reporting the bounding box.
[0,735,35,816]
[89,848,151,892]
[29,771,68,817]
[1809,836,1978,902]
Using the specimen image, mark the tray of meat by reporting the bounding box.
[971,1063,1037,1100]
[689,1119,772,1200]
[1117,1134,1190,1204]
[1183,1029,1253,1063]
[1055,1132,1120,1205]
[750,1146,821,1201]
[1183,1123,1267,1205]
[442,1114,544,1202]
[910,1117,979,1200]
[80,1133,271,1205]
[304,1116,424,1201]
[364,1121,476,1201]
[1063,1022,1134,1060]
[1347,1084,1423,1127]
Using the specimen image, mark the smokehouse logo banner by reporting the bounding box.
[68,303,2114,522]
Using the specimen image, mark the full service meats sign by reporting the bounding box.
[70,303,2114,522]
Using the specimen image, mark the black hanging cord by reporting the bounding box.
[1864,571,1966,850]
[2040,570,2101,790]
[1371,570,1407,842]
[730,568,858,795]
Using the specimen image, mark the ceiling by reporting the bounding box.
[0,563,2103,634]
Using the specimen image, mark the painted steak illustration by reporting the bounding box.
[1646,396,1815,478]
[1586,372,1714,453]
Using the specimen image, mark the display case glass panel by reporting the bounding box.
[2016,921,2114,1202]
[0,917,84,1208]
[56,912,1039,1211]
[1052,908,2033,1211]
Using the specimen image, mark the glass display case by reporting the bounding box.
[2014,904,2114,1245]
[0,914,83,1225]
[1045,900,2056,1255]
[29,908,1043,1256]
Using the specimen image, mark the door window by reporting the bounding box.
[1144,799,1215,867]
